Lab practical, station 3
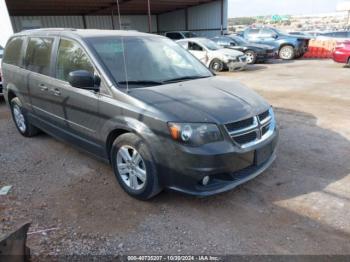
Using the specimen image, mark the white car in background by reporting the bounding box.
[177,38,247,72]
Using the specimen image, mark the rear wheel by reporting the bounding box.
[347,57,350,67]
[111,133,162,200]
[244,50,257,64]
[10,97,39,137]
[279,45,295,60]
[209,59,224,72]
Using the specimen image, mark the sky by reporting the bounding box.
[228,0,348,17]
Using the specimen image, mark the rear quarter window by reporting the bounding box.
[3,37,24,66]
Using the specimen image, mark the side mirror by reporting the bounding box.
[230,42,236,46]
[272,33,278,39]
[68,70,100,91]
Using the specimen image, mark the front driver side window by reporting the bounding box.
[188,42,203,51]
[56,39,94,82]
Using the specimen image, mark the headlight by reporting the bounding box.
[224,54,237,60]
[168,122,223,146]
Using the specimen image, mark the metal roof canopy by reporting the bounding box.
[6,0,217,16]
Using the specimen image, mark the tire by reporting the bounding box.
[244,50,257,64]
[111,133,162,200]
[209,59,224,72]
[279,45,295,60]
[10,97,39,137]
[295,52,304,59]
[347,58,350,68]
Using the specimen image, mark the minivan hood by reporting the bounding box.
[128,76,269,124]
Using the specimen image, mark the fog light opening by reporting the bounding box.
[202,176,210,186]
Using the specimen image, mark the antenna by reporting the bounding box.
[115,0,129,93]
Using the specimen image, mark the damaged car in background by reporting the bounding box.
[177,38,248,72]
[239,27,310,60]
[211,35,277,64]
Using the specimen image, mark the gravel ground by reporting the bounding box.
[0,59,350,256]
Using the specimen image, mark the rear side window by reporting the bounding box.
[188,42,203,51]
[56,39,94,82]
[3,37,24,66]
[166,33,183,40]
[25,37,54,76]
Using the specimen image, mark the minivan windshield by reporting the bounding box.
[88,36,212,88]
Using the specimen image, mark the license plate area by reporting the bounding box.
[255,143,273,166]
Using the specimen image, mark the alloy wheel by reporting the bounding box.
[13,105,26,133]
[245,51,255,64]
[280,46,294,60]
[116,145,147,191]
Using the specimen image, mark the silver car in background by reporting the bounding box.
[177,38,247,72]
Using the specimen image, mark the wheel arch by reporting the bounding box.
[103,117,160,163]
[7,89,17,103]
[279,43,295,51]
[106,128,130,162]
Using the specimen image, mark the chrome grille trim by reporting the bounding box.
[228,116,258,136]
[226,108,275,149]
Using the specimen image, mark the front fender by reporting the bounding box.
[277,38,297,48]
[100,115,170,162]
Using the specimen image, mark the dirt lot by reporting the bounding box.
[0,59,349,256]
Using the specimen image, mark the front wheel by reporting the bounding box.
[279,45,295,60]
[111,133,162,200]
[244,50,257,64]
[209,59,224,72]
[10,97,39,137]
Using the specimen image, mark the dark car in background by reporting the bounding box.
[240,27,310,60]
[165,31,198,40]
[211,35,276,64]
[2,29,278,200]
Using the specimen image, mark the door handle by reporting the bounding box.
[51,88,61,96]
[39,84,48,91]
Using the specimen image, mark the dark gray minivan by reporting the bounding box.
[2,29,278,200]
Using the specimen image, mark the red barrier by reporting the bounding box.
[303,39,337,59]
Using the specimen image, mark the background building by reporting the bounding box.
[0,0,228,46]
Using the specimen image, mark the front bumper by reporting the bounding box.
[157,128,278,197]
[257,50,278,61]
[226,60,247,71]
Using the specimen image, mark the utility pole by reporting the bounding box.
[147,0,152,33]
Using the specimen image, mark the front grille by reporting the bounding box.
[261,124,270,136]
[225,117,254,133]
[225,108,274,148]
[234,131,258,144]
[258,110,269,122]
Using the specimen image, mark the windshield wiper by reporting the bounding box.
[162,75,211,84]
[117,80,164,87]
